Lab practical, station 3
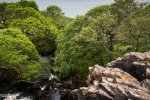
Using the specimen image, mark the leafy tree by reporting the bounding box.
[42,5,64,20]
[0,28,41,81]
[143,3,150,17]
[55,14,119,80]
[90,13,119,62]
[0,2,17,28]
[17,0,39,10]
[113,0,150,52]
[0,2,41,28]
[0,0,149,83]
[11,17,58,56]
[42,5,72,29]
[112,0,139,23]
[86,5,112,18]
[12,7,41,19]
[55,16,91,80]
[55,0,150,81]
[120,17,150,52]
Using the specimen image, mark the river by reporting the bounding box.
[0,74,60,100]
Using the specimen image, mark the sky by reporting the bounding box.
[0,0,150,18]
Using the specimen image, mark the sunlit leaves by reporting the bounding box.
[0,28,41,80]
[11,17,58,55]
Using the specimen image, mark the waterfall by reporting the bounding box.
[40,85,46,91]
[40,73,57,91]
[49,73,57,80]
[44,74,60,100]
[46,89,60,100]
[39,73,60,100]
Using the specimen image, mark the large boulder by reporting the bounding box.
[107,51,150,89]
[71,65,150,100]
[11,80,41,92]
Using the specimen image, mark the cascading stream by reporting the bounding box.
[0,73,60,100]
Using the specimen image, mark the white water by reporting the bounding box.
[19,96,33,100]
[48,90,60,100]
[4,93,20,100]
[40,73,57,91]
[49,73,57,80]
[2,73,59,100]
[40,85,46,91]
[3,92,33,100]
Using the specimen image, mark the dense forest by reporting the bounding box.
[0,0,150,84]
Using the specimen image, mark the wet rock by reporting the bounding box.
[38,91,47,100]
[60,89,73,100]
[71,88,113,100]
[11,81,34,90]
[45,89,60,100]
[54,82,62,88]
[11,80,41,92]
[31,74,49,86]
[0,83,10,93]
[141,78,150,89]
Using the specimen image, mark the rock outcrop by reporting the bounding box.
[107,51,150,89]
[71,65,150,100]
[11,80,41,92]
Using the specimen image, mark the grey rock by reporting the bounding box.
[72,65,150,100]
[107,51,150,90]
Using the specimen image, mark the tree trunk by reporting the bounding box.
[100,57,104,66]
[109,34,114,62]
[135,35,140,52]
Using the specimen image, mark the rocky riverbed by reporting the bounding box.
[0,51,150,100]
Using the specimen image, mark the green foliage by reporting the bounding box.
[0,2,59,56]
[55,14,120,80]
[42,5,64,20]
[0,2,17,28]
[17,0,39,10]
[0,2,41,28]
[0,0,149,82]
[0,28,41,81]
[0,1,59,82]
[86,5,112,18]
[42,5,72,29]
[11,17,58,56]
[90,13,119,61]
[12,7,41,19]
[120,17,150,52]
[40,61,53,77]
[55,0,150,81]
